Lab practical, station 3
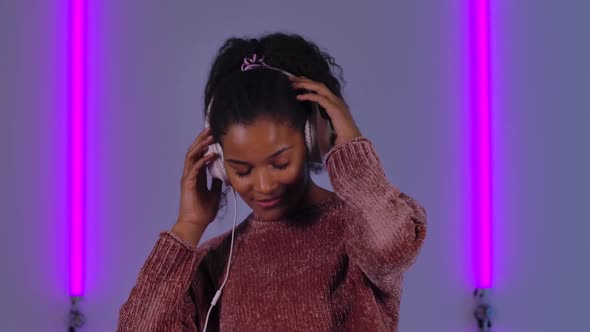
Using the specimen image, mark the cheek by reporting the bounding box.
[226,174,249,196]
[280,163,306,185]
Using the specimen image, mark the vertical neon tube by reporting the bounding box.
[470,0,493,289]
[69,0,86,297]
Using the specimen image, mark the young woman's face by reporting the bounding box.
[220,117,310,221]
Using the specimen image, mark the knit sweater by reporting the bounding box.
[117,137,427,332]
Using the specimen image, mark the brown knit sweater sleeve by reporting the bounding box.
[324,136,428,294]
[117,231,203,332]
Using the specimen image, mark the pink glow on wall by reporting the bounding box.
[69,0,86,297]
[470,0,493,289]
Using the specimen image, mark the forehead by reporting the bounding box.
[221,118,302,157]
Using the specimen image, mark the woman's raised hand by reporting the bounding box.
[175,127,223,238]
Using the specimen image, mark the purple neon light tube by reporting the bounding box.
[69,0,86,297]
[470,0,493,289]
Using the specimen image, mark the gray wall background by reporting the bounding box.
[1,0,588,331]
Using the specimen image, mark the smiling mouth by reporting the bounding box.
[255,196,282,209]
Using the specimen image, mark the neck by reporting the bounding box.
[298,180,335,209]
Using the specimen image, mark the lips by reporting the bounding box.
[255,196,282,209]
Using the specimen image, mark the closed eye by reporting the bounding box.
[274,163,289,170]
[235,170,251,177]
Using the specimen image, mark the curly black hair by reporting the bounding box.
[203,32,346,215]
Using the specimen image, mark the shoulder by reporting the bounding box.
[196,221,243,255]
[195,231,229,256]
[319,194,356,217]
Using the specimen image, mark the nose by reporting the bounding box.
[254,169,278,196]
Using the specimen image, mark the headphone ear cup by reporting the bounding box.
[304,119,313,161]
[204,96,230,186]
[305,102,326,165]
[205,143,230,186]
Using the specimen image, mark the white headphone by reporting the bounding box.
[204,67,335,186]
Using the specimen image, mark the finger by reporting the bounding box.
[184,136,213,174]
[295,92,338,115]
[188,128,212,151]
[295,93,348,134]
[185,128,212,159]
[188,152,218,182]
[291,80,337,102]
[186,135,213,162]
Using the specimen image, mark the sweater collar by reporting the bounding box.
[248,194,341,225]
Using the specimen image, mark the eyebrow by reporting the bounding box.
[226,146,293,165]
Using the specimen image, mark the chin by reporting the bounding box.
[248,198,295,221]
[253,204,287,219]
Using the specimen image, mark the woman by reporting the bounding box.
[117,32,427,332]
